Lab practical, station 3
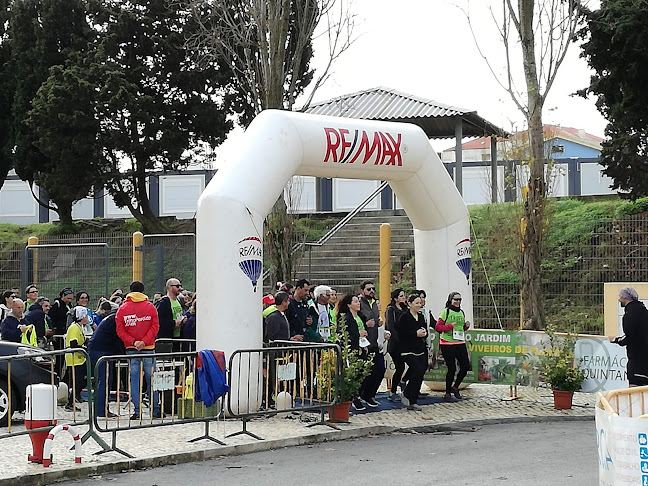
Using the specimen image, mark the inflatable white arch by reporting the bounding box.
[196,110,472,410]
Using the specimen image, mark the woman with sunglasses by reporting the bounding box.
[435,291,471,402]
[50,288,75,337]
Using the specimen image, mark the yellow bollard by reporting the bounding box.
[379,223,391,323]
[28,236,39,285]
[132,231,143,282]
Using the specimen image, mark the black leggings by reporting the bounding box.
[440,343,470,394]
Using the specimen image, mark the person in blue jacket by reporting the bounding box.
[87,301,124,417]
[1,299,29,343]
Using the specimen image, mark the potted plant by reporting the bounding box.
[317,322,372,422]
[541,324,585,409]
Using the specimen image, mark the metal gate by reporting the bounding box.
[142,233,196,294]
[21,243,110,299]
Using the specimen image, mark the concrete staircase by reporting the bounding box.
[293,209,414,295]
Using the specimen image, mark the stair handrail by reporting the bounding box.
[262,181,390,282]
[297,180,390,251]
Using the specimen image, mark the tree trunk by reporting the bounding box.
[56,199,74,226]
[265,194,294,286]
[519,0,546,330]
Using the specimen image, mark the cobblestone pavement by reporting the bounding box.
[0,383,598,486]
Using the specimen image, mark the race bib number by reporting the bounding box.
[453,330,465,341]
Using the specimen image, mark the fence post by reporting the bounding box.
[132,231,143,282]
[28,236,39,285]
[155,245,164,292]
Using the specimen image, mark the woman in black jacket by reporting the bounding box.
[396,293,428,411]
[385,288,407,402]
[336,294,370,411]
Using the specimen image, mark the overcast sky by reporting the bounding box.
[216,0,606,162]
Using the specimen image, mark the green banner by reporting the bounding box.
[425,330,543,386]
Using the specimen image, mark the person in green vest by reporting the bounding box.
[435,291,471,402]
[65,306,89,411]
[262,294,276,318]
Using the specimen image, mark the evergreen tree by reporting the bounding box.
[86,0,233,232]
[8,0,96,224]
[580,0,648,198]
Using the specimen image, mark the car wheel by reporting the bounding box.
[0,378,16,427]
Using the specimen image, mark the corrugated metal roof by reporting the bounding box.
[303,87,508,139]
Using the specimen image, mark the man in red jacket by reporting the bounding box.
[116,280,161,419]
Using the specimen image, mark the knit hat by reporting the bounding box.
[74,306,88,322]
[619,287,639,302]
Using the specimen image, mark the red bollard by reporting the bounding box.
[24,384,58,464]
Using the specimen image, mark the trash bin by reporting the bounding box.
[596,386,648,485]
[24,384,57,464]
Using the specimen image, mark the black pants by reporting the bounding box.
[440,343,470,394]
[390,352,406,393]
[360,351,385,400]
[402,353,426,404]
[66,364,86,406]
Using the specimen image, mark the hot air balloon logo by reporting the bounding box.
[238,236,263,291]
[455,238,471,283]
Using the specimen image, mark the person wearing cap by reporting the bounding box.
[262,294,276,318]
[609,287,648,387]
[24,296,54,348]
[65,306,89,411]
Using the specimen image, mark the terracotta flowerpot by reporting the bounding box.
[328,401,352,423]
[552,389,574,409]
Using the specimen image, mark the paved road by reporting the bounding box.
[56,420,597,486]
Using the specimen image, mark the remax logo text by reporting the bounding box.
[324,128,403,166]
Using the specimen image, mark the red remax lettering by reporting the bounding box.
[324,127,403,166]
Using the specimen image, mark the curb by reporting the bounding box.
[1,413,594,486]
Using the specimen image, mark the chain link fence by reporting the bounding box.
[142,233,195,295]
[472,214,648,335]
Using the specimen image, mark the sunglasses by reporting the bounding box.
[366,287,375,291]
[453,298,462,302]
[63,289,74,296]
[170,284,182,288]
[27,290,38,294]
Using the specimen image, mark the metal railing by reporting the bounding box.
[262,181,389,284]
[227,341,342,440]
[93,348,225,457]
[0,347,109,453]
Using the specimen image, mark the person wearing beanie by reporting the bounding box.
[115,281,161,419]
[65,306,89,411]
[609,287,648,386]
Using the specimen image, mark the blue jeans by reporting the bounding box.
[127,349,159,415]
[89,349,113,417]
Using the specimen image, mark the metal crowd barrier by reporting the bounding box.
[0,347,109,452]
[227,341,342,440]
[93,347,225,458]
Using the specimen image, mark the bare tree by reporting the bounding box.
[177,0,356,285]
[462,0,582,329]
